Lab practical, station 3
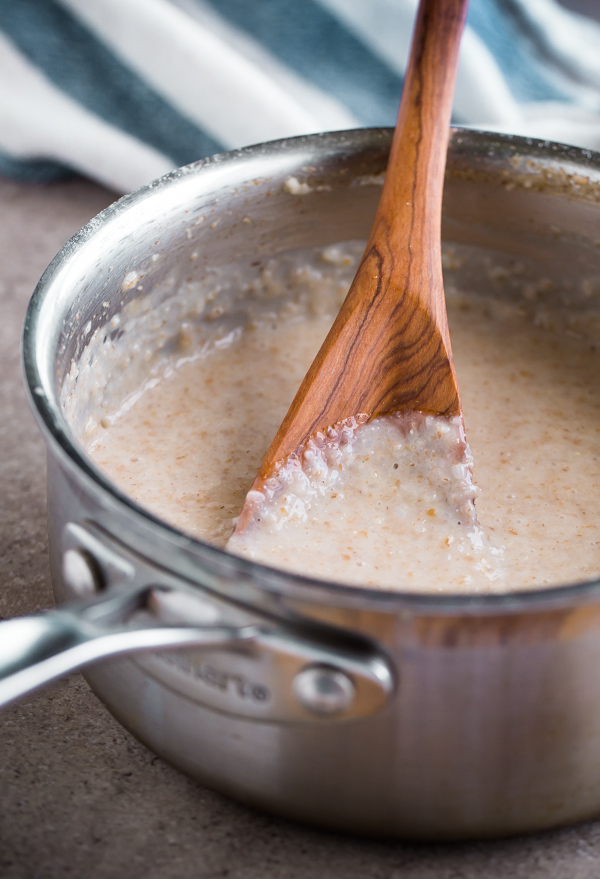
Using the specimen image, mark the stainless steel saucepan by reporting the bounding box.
[5,128,600,840]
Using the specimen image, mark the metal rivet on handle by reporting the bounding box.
[62,548,102,596]
[293,664,355,717]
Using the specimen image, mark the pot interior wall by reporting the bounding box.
[44,129,600,400]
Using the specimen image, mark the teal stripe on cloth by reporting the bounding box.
[203,0,404,127]
[0,0,224,166]
[0,150,74,184]
[467,0,571,103]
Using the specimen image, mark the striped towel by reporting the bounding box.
[1,0,600,193]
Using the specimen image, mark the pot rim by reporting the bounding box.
[23,126,600,615]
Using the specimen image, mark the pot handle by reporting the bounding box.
[0,587,261,709]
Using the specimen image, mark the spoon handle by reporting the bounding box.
[337,0,469,418]
[375,0,469,315]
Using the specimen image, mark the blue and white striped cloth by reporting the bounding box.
[1,0,600,193]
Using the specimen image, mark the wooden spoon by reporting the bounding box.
[237,0,469,529]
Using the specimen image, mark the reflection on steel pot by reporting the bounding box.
[12,127,600,840]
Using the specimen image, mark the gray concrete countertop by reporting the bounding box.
[2,177,600,879]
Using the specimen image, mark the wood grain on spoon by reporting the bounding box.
[240,0,469,525]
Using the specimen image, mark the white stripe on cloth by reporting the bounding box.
[0,31,173,191]
[511,0,600,94]
[482,102,600,152]
[171,0,360,134]
[59,0,358,151]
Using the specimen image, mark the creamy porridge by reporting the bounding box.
[63,243,600,593]
[228,413,504,591]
